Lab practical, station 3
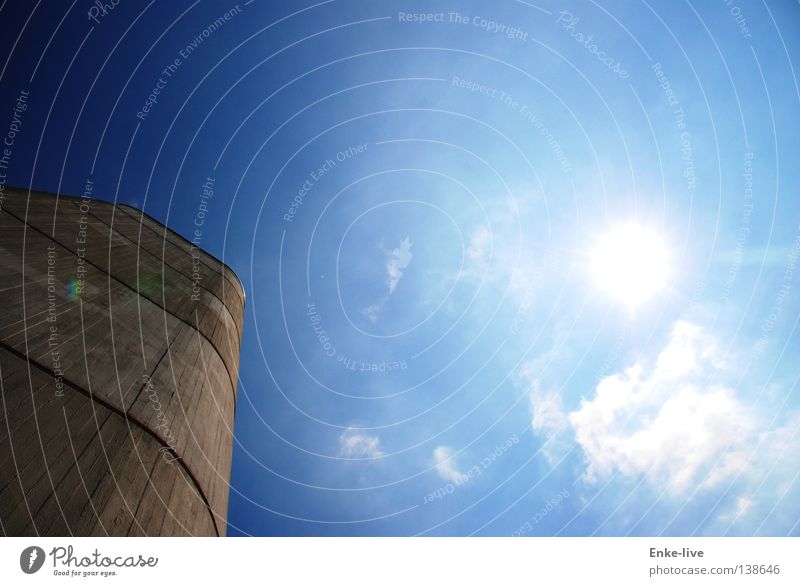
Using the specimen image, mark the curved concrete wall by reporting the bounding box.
[0,187,243,536]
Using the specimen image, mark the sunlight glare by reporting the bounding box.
[590,225,670,307]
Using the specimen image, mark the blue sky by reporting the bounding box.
[1,0,799,536]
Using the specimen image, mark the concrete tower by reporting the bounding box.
[0,186,244,536]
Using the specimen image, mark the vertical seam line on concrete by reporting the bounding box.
[30,412,111,535]
[114,202,245,323]
[60,406,113,537]
[79,200,243,340]
[0,340,221,537]
[0,357,39,535]
[115,203,245,307]
[7,187,245,311]
[127,333,175,410]
[1,207,240,406]
[126,453,160,536]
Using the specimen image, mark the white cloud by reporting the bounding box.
[530,381,568,434]
[734,497,753,518]
[527,380,572,466]
[712,414,800,531]
[460,226,491,280]
[339,428,384,458]
[361,237,413,323]
[568,321,754,493]
[458,219,562,306]
[386,236,413,294]
[433,446,469,486]
[520,319,800,530]
[467,226,490,260]
[652,320,722,381]
[361,302,383,324]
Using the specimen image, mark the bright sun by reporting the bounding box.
[590,225,670,307]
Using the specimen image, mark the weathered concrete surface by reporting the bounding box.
[0,187,243,536]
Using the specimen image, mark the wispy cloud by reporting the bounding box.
[361,302,383,325]
[530,383,567,434]
[433,446,469,486]
[460,226,491,280]
[386,236,413,293]
[734,497,753,518]
[361,237,413,323]
[457,214,562,307]
[339,427,384,458]
[529,381,570,462]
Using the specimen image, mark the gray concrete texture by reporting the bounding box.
[0,187,244,536]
